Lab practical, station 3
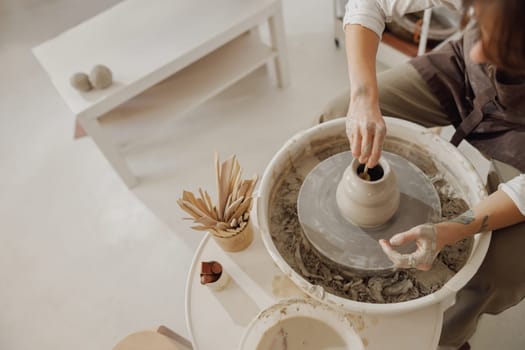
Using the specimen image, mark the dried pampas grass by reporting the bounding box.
[177,153,257,237]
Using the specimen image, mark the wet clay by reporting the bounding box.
[269,132,473,303]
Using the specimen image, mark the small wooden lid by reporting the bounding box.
[113,331,180,350]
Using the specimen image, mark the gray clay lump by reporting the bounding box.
[89,64,113,89]
[70,72,93,92]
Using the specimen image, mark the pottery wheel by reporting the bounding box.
[297,151,441,274]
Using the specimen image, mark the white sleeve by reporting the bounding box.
[343,0,462,38]
[499,174,525,216]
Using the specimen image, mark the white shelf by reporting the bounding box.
[33,0,288,187]
[33,0,281,119]
[99,32,275,154]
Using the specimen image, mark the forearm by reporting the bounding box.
[436,190,525,248]
[345,25,380,106]
[342,0,462,107]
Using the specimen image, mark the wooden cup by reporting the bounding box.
[211,219,254,252]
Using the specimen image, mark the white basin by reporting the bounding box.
[256,117,491,315]
[239,298,365,350]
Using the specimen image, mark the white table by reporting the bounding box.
[185,231,445,350]
[33,0,289,187]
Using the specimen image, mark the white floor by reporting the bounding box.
[1,1,524,349]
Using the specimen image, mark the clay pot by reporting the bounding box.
[211,220,254,252]
[336,156,400,227]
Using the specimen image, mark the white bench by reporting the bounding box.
[33,0,289,187]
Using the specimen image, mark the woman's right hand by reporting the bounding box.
[346,95,386,168]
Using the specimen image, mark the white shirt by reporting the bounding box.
[344,0,525,215]
[343,0,461,37]
[500,175,525,215]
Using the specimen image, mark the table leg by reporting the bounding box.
[79,116,138,188]
[268,9,290,88]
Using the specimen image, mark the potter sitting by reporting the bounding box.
[320,0,525,348]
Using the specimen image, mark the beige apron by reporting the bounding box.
[411,28,525,346]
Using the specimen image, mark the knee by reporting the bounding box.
[317,89,350,123]
[440,288,490,347]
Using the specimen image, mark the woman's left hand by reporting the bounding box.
[379,223,442,271]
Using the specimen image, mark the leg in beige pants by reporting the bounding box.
[319,63,525,348]
[318,63,451,126]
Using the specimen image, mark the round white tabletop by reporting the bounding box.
[185,232,444,350]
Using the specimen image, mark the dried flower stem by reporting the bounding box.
[177,153,258,237]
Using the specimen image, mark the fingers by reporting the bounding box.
[379,239,411,268]
[346,101,385,166]
[350,122,362,160]
[346,119,358,160]
[380,239,428,269]
[389,228,421,246]
[379,239,398,260]
[389,223,438,246]
[359,121,374,164]
[380,224,439,271]
[410,248,433,271]
[347,121,385,167]
[366,124,386,168]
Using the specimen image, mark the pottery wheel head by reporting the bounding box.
[297,151,441,275]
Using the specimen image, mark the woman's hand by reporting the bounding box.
[379,223,444,271]
[346,91,386,168]
[380,189,525,271]
[343,23,384,169]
